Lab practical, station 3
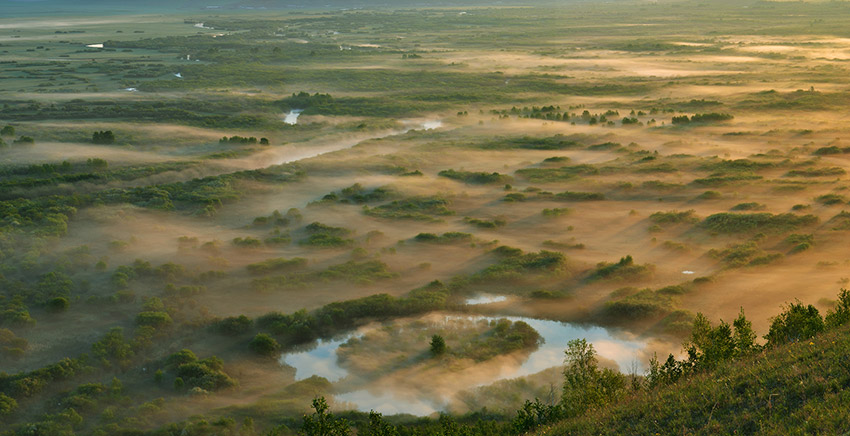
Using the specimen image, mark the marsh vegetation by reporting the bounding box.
[4,0,850,434]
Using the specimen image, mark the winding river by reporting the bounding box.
[279,311,649,415]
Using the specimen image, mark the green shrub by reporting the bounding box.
[438,169,513,184]
[602,289,672,321]
[46,297,70,313]
[589,255,654,281]
[701,213,817,233]
[245,257,307,275]
[649,210,698,225]
[555,191,605,201]
[730,202,765,211]
[249,333,280,356]
[414,232,473,244]
[213,315,253,335]
[364,196,453,221]
[764,301,824,346]
[135,311,173,328]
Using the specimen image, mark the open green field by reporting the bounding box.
[3,0,850,434]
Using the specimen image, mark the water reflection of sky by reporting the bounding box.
[280,336,355,382]
[279,312,648,415]
[283,109,303,125]
[465,294,508,305]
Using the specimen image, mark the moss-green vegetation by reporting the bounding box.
[8,1,850,434]
[701,213,818,234]
[363,195,454,221]
[588,255,654,282]
[708,241,783,268]
[414,232,473,244]
[438,169,513,185]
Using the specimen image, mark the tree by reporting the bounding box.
[301,397,350,436]
[561,339,625,417]
[764,300,824,346]
[732,308,758,355]
[430,334,446,356]
[92,130,116,145]
[360,411,398,436]
[512,398,564,434]
[0,125,14,137]
[249,333,280,356]
[825,288,850,329]
[46,296,69,313]
[13,136,34,145]
[0,393,17,416]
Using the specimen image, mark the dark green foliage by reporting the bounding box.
[232,237,263,248]
[252,259,397,292]
[691,173,762,186]
[13,136,34,145]
[249,333,280,357]
[0,392,17,416]
[672,113,733,124]
[825,288,850,329]
[364,196,453,221]
[515,165,598,183]
[246,257,307,275]
[319,183,399,204]
[135,311,173,328]
[561,339,626,418]
[701,212,817,233]
[708,241,782,268]
[464,216,507,228]
[512,398,564,434]
[304,222,352,236]
[697,190,721,200]
[649,210,698,225]
[502,193,526,202]
[299,233,354,248]
[479,135,581,150]
[175,355,235,391]
[473,247,567,283]
[45,296,69,312]
[91,327,133,367]
[91,130,115,145]
[430,334,446,356]
[786,167,846,177]
[816,193,845,205]
[739,88,850,110]
[813,145,850,155]
[361,411,399,436]
[0,125,14,137]
[541,208,570,217]
[589,255,654,282]
[301,397,350,436]
[784,233,814,254]
[219,135,258,144]
[602,289,672,322]
[86,158,108,169]
[438,169,513,185]
[764,301,824,346]
[213,315,253,335]
[414,232,473,244]
[682,311,759,371]
[464,319,541,361]
[166,349,198,367]
[730,202,765,211]
[554,191,605,201]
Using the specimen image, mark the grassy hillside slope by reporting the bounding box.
[541,327,850,435]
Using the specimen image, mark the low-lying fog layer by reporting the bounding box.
[281,313,649,415]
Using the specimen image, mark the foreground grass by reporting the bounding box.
[541,327,850,435]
